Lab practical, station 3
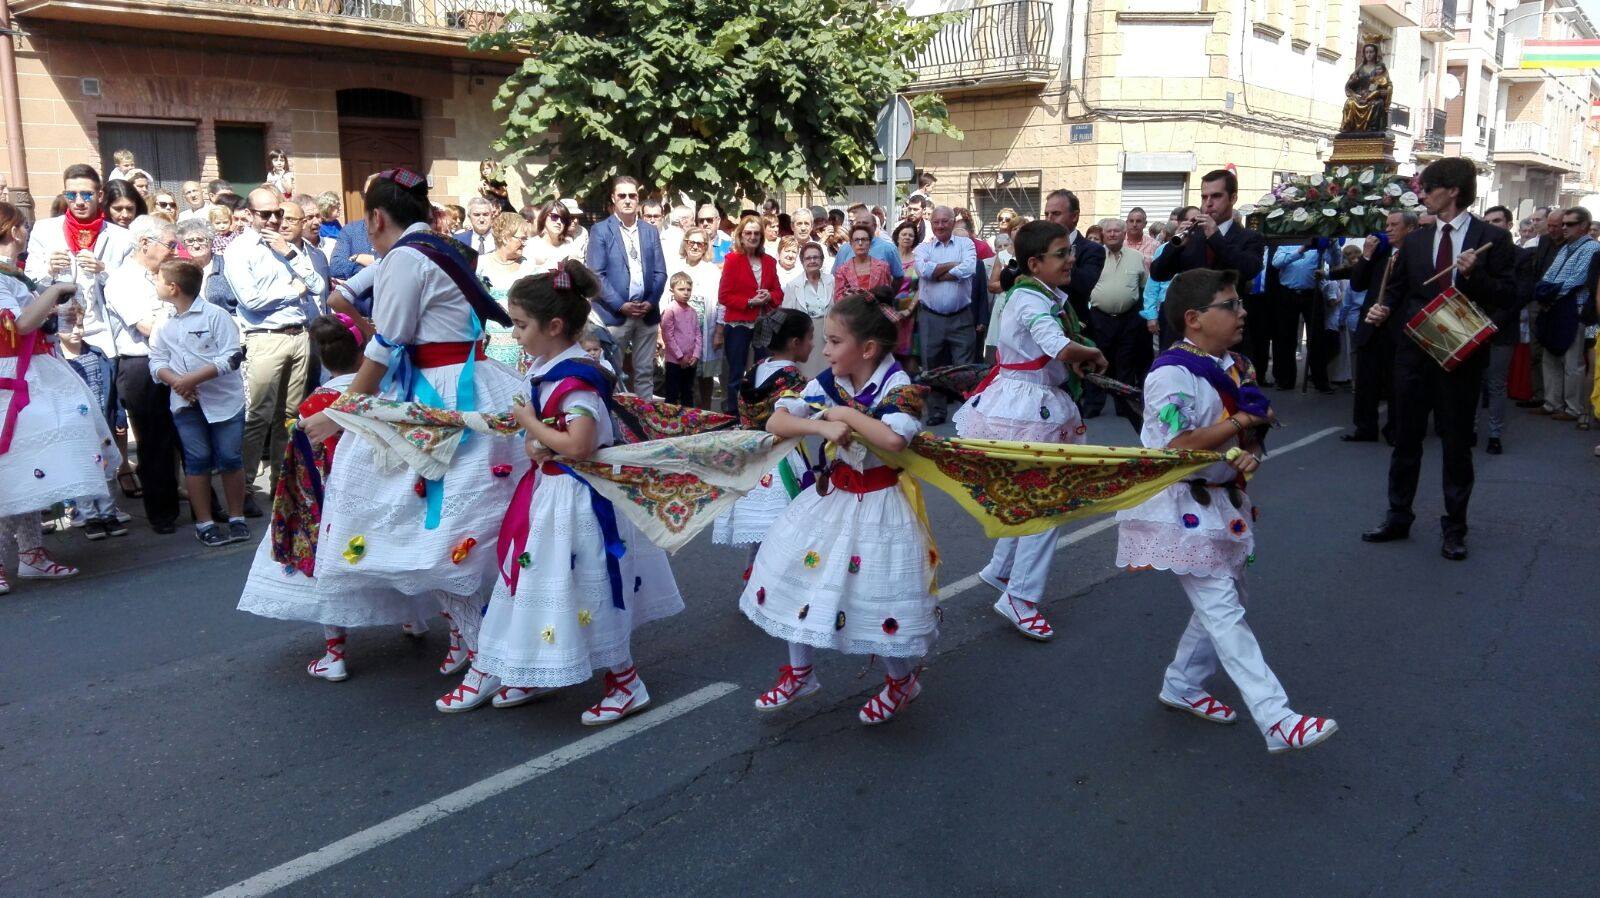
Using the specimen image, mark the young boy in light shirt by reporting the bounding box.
[149,259,250,547]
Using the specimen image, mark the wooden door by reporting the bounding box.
[339,122,424,221]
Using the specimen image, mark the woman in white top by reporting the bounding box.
[477,212,531,367]
[520,200,576,274]
[781,241,833,377]
[671,227,724,408]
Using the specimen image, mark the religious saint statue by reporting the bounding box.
[1340,42,1391,135]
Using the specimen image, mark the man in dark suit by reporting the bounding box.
[452,196,498,256]
[1334,209,1417,443]
[586,175,668,397]
[1043,188,1106,413]
[1150,169,1267,378]
[1361,158,1517,561]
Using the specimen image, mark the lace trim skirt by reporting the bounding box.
[711,465,793,546]
[738,479,938,658]
[236,535,438,626]
[953,377,1086,445]
[311,359,530,609]
[0,355,116,517]
[1115,483,1256,579]
[474,473,683,688]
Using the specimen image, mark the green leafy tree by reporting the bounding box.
[472,0,962,205]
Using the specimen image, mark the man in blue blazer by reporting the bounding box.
[586,175,668,397]
[1044,188,1107,414]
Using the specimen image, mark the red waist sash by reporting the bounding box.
[412,341,487,369]
[965,355,1051,398]
[829,464,900,495]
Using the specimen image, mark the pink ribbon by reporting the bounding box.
[0,328,41,456]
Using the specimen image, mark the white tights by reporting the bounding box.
[783,642,913,679]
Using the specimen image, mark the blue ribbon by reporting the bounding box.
[373,317,483,530]
[290,428,323,506]
[555,462,627,610]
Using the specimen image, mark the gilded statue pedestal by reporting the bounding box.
[1330,134,1396,167]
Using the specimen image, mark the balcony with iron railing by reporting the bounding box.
[1390,103,1411,131]
[907,0,1056,94]
[1420,0,1457,41]
[1495,120,1581,171]
[12,0,535,58]
[1415,107,1447,158]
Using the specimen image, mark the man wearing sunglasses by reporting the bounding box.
[1360,157,1516,561]
[25,164,136,369]
[223,187,326,506]
[586,175,668,397]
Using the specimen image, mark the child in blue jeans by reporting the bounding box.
[149,259,249,547]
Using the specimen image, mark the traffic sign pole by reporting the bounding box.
[886,94,898,225]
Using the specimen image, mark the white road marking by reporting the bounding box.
[203,682,739,898]
[938,425,1343,601]
[207,427,1343,895]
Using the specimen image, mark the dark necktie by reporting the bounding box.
[1434,223,1453,281]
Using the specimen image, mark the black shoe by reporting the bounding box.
[152,520,177,535]
[99,515,129,537]
[83,518,109,541]
[196,523,229,547]
[1341,431,1379,443]
[1276,385,1297,392]
[1441,534,1468,561]
[1362,520,1411,543]
[1486,437,1503,455]
[925,411,947,427]
[1315,386,1335,395]
[243,495,264,519]
[1514,399,1542,408]
[227,519,251,544]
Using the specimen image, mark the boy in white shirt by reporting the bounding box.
[149,259,250,547]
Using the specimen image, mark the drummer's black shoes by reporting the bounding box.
[1361,520,1410,543]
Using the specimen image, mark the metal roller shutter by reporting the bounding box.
[1119,173,1188,219]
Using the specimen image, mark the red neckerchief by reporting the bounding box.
[63,211,106,254]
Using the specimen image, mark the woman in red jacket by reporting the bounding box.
[718,216,784,413]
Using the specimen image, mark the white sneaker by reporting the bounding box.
[754,664,821,712]
[1158,690,1238,725]
[858,669,923,725]
[436,663,500,713]
[1266,714,1339,754]
[307,639,348,682]
[580,666,651,725]
[492,684,556,708]
[992,593,1054,641]
[16,549,77,579]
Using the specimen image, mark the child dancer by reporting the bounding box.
[293,170,528,694]
[0,201,115,591]
[741,294,936,725]
[1115,268,1337,754]
[238,314,425,680]
[954,220,1106,641]
[712,308,813,576]
[470,261,683,722]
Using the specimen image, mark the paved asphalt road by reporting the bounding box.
[2,388,1596,897]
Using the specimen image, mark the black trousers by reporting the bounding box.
[115,355,181,527]
[1352,335,1395,438]
[661,361,697,407]
[722,325,754,414]
[1089,307,1153,424]
[1273,289,1331,390]
[1241,292,1275,384]
[1385,343,1484,538]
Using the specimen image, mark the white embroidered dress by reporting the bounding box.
[738,357,938,658]
[474,345,683,687]
[286,223,530,626]
[0,276,117,517]
[711,359,804,547]
[952,281,1085,445]
[1115,345,1256,579]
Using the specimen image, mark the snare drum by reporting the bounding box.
[1403,286,1497,371]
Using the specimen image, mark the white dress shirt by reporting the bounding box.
[363,222,481,365]
[23,216,135,357]
[149,298,245,421]
[467,229,496,256]
[102,263,167,358]
[912,235,978,314]
[619,218,644,301]
[223,227,326,332]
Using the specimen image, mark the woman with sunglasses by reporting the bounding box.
[521,200,577,273]
[150,190,180,223]
[672,226,722,407]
